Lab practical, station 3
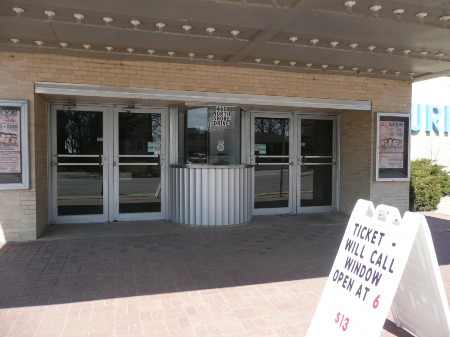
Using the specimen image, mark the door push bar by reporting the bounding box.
[254,154,291,166]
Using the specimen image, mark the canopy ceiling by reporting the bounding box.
[1,0,449,81]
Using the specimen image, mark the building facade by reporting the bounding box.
[0,51,412,241]
[411,77,450,170]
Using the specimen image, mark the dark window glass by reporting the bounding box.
[179,106,241,165]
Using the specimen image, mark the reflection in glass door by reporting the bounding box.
[52,107,108,222]
[114,109,163,220]
[51,104,166,223]
[252,115,293,214]
[298,116,337,212]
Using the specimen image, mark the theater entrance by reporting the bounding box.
[49,104,167,223]
[251,113,338,215]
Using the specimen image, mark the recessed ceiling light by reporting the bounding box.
[337,65,344,71]
[147,50,155,55]
[306,63,312,68]
[230,30,240,39]
[207,54,215,60]
[131,20,141,29]
[83,44,91,50]
[408,72,416,78]
[367,45,376,53]
[289,36,298,45]
[366,68,373,73]
[273,60,280,65]
[74,13,84,23]
[381,70,387,74]
[12,7,24,17]
[103,17,113,25]
[416,12,427,24]
[35,40,44,46]
[168,51,175,56]
[419,51,428,58]
[394,71,401,77]
[59,42,68,48]
[330,41,339,49]
[310,39,319,47]
[436,52,445,60]
[393,8,405,20]
[182,25,192,34]
[105,46,113,52]
[321,64,328,70]
[349,43,358,51]
[386,47,395,55]
[289,61,296,66]
[188,52,195,59]
[126,48,134,53]
[156,22,166,32]
[402,49,411,56]
[439,15,450,27]
[370,5,382,17]
[255,58,262,63]
[44,10,56,20]
[344,1,356,13]
[352,67,359,72]
[206,27,215,37]
[10,38,20,44]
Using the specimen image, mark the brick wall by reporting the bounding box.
[0,51,412,241]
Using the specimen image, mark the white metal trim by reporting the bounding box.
[297,114,338,213]
[113,106,167,221]
[0,100,30,191]
[251,112,294,215]
[375,112,411,182]
[35,82,372,111]
[49,103,110,224]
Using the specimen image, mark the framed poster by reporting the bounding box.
[0,100,29,190]
[376,113,410,181]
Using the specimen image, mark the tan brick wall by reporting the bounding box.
[0,51,412,241]
[339,111,373,215]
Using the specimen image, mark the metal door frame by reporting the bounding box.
[49,103,168,224]
[112,105,168,221]
[250,112,294,215]
[49,103,112,224]
[295,114,339,213]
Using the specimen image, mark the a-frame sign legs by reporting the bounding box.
[307,200,450,337]
[391,214,450,337]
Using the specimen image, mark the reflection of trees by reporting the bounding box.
[120,113,161,141]
[254,118,289,198]
[255,118,289,136]
[58,111,102,154]
[119,113,161,154]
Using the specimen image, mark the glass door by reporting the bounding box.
[50,104,166,224]
[251,114,293,215]
[297,115,337,212]
[51,105,110,223]
[113,107,165,221]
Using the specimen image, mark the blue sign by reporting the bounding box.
[411,104,450,133]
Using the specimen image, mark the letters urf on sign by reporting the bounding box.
[307,199,450,337]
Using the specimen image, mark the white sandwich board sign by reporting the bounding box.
[307,199,450,337]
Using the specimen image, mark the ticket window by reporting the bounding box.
[178,106,241,165]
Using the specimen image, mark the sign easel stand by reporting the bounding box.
[307,199,450,337]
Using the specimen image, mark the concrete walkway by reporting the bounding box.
[0,213,448,337]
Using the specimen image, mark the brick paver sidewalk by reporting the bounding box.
[0,216,448,337]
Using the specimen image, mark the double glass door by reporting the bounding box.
[252,114,337,214]
[50,104,166,223]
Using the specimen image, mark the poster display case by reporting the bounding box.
[0,100,29,190]
[376,113,410,181]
